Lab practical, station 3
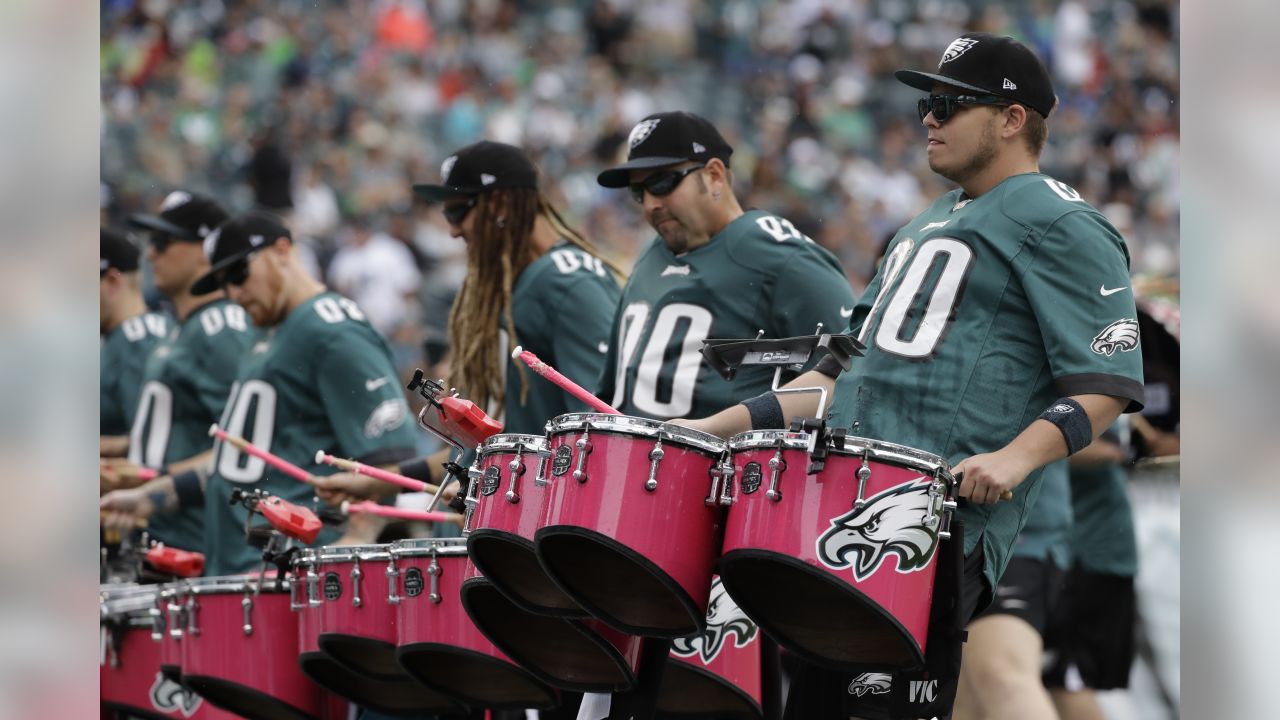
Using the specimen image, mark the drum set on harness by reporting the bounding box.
[100,332,962,719]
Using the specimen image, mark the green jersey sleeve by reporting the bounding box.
[549,271,621,409]
[315,331,418,465]
[1020,209,1145,410]
[769,246,858,340]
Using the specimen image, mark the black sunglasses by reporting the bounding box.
[148,231,182,253]
[917,94,1013,123]
[442,196,478,226]
[629,163,706,204]
[217,259,251,288]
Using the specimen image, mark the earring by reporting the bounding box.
[713,191,721,200]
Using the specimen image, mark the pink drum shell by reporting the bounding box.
[538,413,727,637]
[720,432,950,668]
[660,575,762,718]
[180,576,320,718]
[466,434,586,617]
[157,585,185,680]
[315,545,402,679]
[101,620,235,719]
[392,539,558,710]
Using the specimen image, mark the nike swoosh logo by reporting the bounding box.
[365,377,390,391]
[840,306,854,318]
[1100,285,1128,296]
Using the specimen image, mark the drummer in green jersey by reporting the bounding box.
[310,142,623,504]
[99,192,256,555]
[99,228,168,463]
[595,110,856,421]
[682,34,1145,720]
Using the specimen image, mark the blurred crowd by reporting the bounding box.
[100,0,1179,369]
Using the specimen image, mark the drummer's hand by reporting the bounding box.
[952,449,1031,505]
[99,486,155,532]
[333,512,386,545]
[99,458,150,494]
[311,472,400,506]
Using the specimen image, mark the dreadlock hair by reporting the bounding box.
[447,188,626,417]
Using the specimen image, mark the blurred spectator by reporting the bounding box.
[326,219,421,339]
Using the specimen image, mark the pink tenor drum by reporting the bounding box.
[180,574,322,720]
[100,584,231,719]
[392,538,558,710]
[659,575,762,719]
[465,433,587,618]
[291,548,460,717]
[537,413,730,637]
[461,571,642,693]
[313,544,403,679]
[719,431,956,669]
[156,583,186,683]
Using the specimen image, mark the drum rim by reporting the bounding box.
[185,574,290,594]
[549,412,726,454]
[729,430,951,477]
[317,543,393,562]
[389,537,469,557]
[480,433,550,454]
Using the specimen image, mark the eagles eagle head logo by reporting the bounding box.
[671,577,757,664]
[150,672,202,716]
[628,118,661,151]
[848,672,892,697]
[817,479,939,580]
[940,38,979,66]
[1090,319,1140,356]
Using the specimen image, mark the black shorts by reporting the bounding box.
[1041,566,1136,690]
[781,520,990,720]
[975,556,1063,636]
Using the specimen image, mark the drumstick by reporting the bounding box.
[512,346,619,415]
[314,451,437,494]
[208,425,314,483]
[99,511,147,529]
[341,500,454,524]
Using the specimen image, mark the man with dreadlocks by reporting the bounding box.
[312,141,622,720]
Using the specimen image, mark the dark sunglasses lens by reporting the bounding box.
[223,261,250,287]
[629,185,645,203]
[919,96,955,122]
[443,200,473,225]
[149,232,173,252]
[646,173,680,197]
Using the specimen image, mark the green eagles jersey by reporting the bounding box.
[205,292,419,575]
[1068,462,1138,576]
[101,311,169,436]
[600,209,855,420]
[128,300,257,552]
[1010,459,1072,568]
[826,173,1144,591]
[502,244,621,434]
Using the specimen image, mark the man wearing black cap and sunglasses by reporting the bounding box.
[596,110,854,423]
[675,34,1144,720]
[100,191,259,555]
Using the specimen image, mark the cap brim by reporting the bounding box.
[127,213,198,240]
[894,70,995,96]
[411,184,481,202]
[596,156,692,188]
[189,249,255,296]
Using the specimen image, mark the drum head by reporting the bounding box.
[396,642,558,710]
[657,660,762,719]
[297,651,466,715]
[535,526,703,638]
[182,674,314,720]
[460,577,637,693]
[466,530,587,618]
[718,551,924,668]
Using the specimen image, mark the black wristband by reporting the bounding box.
[398,457,432,484]
[741,392,785,430]
[1037,398,1093,455]
[157,465,171,478]
[172,470,205,509]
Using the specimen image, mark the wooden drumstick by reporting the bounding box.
[314,451,438,494]
[512,346,620,415]
[209,425,314,483]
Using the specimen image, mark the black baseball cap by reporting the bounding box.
[412,141,539,202]
[127,190,230,241]
[895,33,1056,118]
[100,228,140,276]
[190,211,292,295]
[597,111,734,188]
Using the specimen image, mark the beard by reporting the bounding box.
[651,213,692,254]
[931,117,999,186]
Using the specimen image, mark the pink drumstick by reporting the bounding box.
[511,345,619,415]
[314,451,434,493]
[137,468,158,481]
[208,424,314,483]
[341,500,453,524]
